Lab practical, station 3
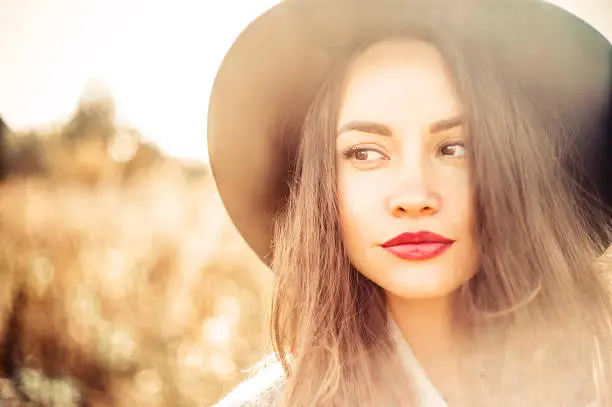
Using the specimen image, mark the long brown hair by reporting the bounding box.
[269,25,612,407]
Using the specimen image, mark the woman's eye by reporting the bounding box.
[438,141,466,158]
[344,147,387,162]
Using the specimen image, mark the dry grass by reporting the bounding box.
[0,97,273,406]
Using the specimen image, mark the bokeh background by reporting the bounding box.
[0,94,272,406]
[0,0,609,406]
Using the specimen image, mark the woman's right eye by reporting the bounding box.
[342,147,387,162]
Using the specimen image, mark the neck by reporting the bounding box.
[387,293,462,397]
[387,294,456,353]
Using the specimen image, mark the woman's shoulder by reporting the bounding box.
[212,359,286,407]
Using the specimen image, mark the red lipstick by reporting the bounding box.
[381,231,455,261]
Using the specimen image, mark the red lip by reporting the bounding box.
[381,231,455,261]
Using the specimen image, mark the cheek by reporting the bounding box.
[441,177,479,267]
[444,177,475,235]
[337,170,387,244]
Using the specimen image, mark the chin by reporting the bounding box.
[385,285,459,300]
[378,264,468,300]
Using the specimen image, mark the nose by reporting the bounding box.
[386,168,441,218]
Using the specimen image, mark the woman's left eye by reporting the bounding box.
[438,141,466,158]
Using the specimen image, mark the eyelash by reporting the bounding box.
[341,145,387,161]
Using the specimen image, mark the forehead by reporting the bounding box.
[338,39,462,126]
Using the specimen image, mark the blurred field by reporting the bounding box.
[0,91,272,406]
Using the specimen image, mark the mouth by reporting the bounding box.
[380,231,455,261]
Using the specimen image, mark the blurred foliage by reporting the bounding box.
[0,88,272,406]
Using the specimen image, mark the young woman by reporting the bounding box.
[208,0,612,405]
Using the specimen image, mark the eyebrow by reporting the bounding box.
[429,116,464,134]
[337,116,464,137]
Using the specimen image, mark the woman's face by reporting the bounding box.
[336,39,479,300]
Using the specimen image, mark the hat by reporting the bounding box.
[207,0,612,265]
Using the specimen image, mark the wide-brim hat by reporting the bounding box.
[207,0,612,265]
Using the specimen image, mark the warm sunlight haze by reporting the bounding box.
[0,0,280,163]
[0,0,607,162]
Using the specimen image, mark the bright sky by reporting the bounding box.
[0,0,609,163]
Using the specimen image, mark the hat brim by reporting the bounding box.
[207,0,612,264]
